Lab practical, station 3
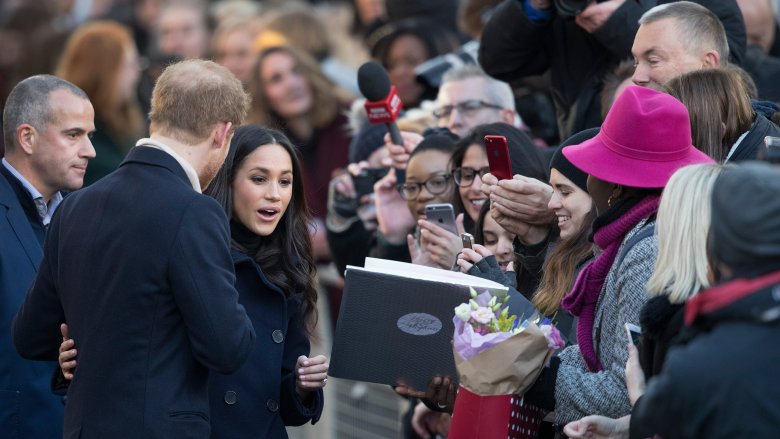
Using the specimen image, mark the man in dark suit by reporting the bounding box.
[12,60,256,438]
[1,75,96,438]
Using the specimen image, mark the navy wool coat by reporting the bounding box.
[12,146,255,439]
[209,250,323,438]
[0,166,64,438]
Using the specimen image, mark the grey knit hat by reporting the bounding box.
[710,162,780,275]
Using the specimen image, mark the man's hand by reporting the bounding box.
[575,0,625,33]
[59,323,77,380]
[481,173,554,225]
[481,173,552,244]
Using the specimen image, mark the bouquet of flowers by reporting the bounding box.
[449,288,564,439]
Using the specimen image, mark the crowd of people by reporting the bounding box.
[2,0,780,438]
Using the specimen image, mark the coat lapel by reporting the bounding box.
[0,177,42,269]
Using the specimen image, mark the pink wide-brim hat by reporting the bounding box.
[563,85,714,188]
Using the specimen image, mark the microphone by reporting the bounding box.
[357,61,405,181]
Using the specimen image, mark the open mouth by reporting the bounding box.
[557,215,571,226]
[470,198,487,210]
[257,207,280,221]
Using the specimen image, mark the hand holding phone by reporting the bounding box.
[624,323,642,346]
[484,135,512,181]
[461,233,473,249]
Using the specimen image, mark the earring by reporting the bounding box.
[607,194,617,208]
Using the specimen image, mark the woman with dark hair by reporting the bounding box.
[450,123,549,235]
[59,125,327,438]
[532,141,597,340]
[453,133,596,438]
[472,202,516,272]
[247,42,354,260]
[372,133,460,268]
[204,125,325,438]
[368,18,460,108]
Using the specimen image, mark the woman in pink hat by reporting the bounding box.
[521,85,713,430]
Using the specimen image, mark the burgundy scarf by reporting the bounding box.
[561,195,660,372]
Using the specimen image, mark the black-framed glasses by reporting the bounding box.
[432,100,503,119]
[453,166,491,187]
[396,174,452,200]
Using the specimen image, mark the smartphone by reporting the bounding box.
[625,323,642,346]
[352,167,389,198]
[484,135,512,181]
[425,203,458,235]
[461,232,474,249]
[761,136,780,164]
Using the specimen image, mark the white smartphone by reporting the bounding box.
[625,323,642,346]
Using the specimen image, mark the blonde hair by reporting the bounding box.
[149,59,249,145]
[647,164,723,303]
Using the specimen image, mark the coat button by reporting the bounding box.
[266,399,279,412]
[272,329,284,344]
[224,391,237,405]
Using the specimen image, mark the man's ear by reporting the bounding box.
[17,124,36,155]
[213,122,233,150]
[702,50,721,68]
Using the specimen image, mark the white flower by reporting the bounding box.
[470,307,495,325]
[454,303,472,322]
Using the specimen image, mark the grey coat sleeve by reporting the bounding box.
[552,233,656,424]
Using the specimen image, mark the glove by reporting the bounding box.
[466,255,517,288]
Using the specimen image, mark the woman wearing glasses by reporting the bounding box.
[371,133,460,269]
[448,124,548,290]
[450,123,549,234]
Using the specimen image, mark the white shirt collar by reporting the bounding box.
[136,138,202,193]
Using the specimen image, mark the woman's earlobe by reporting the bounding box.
[607,185,622,208]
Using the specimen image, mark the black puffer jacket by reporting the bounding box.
[630,271,780,439]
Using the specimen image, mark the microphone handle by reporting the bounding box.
[386,121,405,183]
[387,121,403,146]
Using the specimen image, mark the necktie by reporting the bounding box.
[34,196,48,226]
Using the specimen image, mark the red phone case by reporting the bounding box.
[484,135,512,181]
